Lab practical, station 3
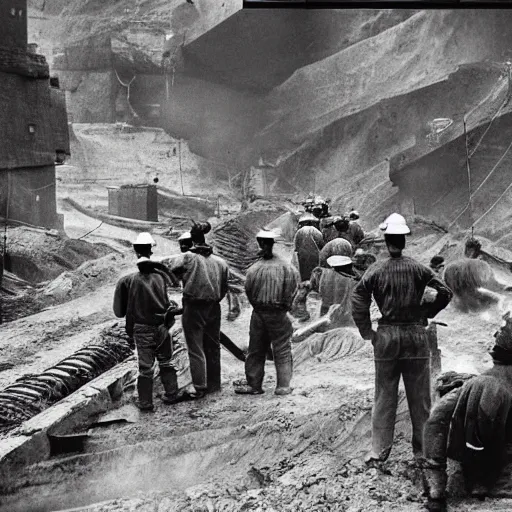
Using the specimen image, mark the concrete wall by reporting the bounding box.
[0,166,61,229]
[0,0,27,49]
[49,87,70,154]
[57,71,115,123]
[52,35,112,71]
[0,71,56,168]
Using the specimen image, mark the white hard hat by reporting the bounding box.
[256,229,277,239]
[379,213,410,235]
[178,231,192,241]
[133,232,156,246]
[327,255,353,267]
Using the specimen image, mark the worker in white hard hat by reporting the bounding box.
[178,231,193,253]
[314,255,358,321]
[113,232,179,411]
[349,209,360,222]
[294,214,324,282]
[319,236,353,268]
[235,229,299,396]
[351,213,453,466]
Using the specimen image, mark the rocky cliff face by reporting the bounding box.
[28,3,512,247]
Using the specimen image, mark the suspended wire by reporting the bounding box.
[113,68,138,119]
[473,179,512,228]
[3,173,11,260]
[449,65,512,229]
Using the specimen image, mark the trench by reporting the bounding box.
[0,327,383,512]
[0,388,395,512]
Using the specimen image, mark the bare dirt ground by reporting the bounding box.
[2,214,512,512]
[3,127,512,511]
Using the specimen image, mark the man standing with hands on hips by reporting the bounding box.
[351,213,453,466]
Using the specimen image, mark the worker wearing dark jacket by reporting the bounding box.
[351,213,453,464]
[334,216,365,249]
[235,229,299,396]
[113,232,178,411]
[168,222,229,400]
[423,311,512,512]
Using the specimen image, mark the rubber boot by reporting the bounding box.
[136,376,154,412]
[205,344,221,393]
[159,366,178,404]
[274,358,293,395]
[235,384,264,395]
[423,466,447,512]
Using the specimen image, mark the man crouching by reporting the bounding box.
[113,233,178,411]
[423,311,512,511]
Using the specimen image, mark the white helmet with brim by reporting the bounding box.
[379,213,410,235]
[327,255,353,267]
[178,231,192,241]
[256,229,277,239]
[133,232,156,246]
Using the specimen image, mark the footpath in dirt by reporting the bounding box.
[2,214,512,512]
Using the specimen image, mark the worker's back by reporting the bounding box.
[172,251,229,302]
[113,270,169,336]
[354,255,435,325]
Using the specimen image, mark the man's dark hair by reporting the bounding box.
[133,244,152,258]
[465,237,482,254]
[334,218,350,232]
[190,221,211,244]
[430,255,445,268]
[384,234,406,250]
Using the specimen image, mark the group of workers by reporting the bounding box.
[113,201,512,512]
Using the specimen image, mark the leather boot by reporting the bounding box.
[205,345,221,393]
[159,366,178,403]
[136,376,154,412]
[274,358,293,395]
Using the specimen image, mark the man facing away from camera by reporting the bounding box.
[351,213,453,465]
[235,229,299,396]
[167,221,229,401]
[113,232,179,411]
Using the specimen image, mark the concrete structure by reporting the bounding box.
[107,185,159,222]
[52,35,115,123]
[0,0,70,230]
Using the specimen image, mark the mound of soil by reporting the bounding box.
[209,204,287,274]
[4,226,114,284]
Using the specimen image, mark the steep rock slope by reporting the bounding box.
[28,4,512,242]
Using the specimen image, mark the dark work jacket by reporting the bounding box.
[113,270,169,337]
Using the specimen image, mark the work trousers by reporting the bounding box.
[245,309,293,390]
[371,324,431,461]
[133,323,174,379]
[182,299,221,393]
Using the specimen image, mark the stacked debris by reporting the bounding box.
[209,206,285,274]
[0,324,133,433]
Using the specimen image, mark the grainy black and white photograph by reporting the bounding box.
[2,2,512,512]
